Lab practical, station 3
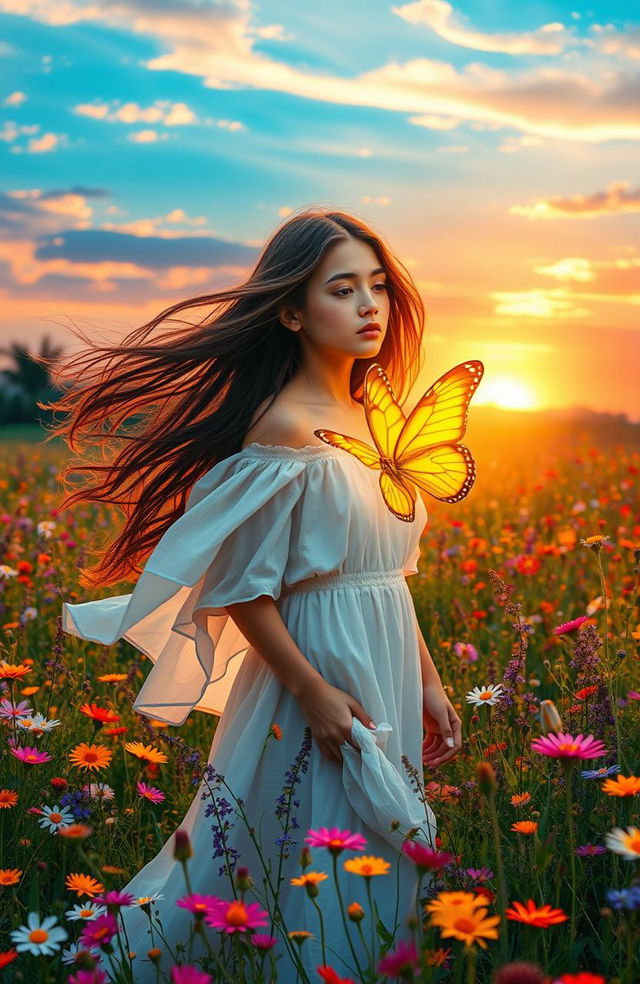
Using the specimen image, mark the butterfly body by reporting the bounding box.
[313,360,484,522]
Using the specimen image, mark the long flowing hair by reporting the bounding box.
[39,206,427,589]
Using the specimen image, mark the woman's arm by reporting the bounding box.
[225,595,378,765]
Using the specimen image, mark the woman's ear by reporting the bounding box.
[278,305,302,332]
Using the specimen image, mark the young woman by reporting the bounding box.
[53,207,462,982]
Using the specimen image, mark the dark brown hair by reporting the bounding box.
[39,206,427,588]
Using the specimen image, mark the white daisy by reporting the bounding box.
[61,940,103,965]
[65,902,107,922]
[17,713,61,735]
[133,891,164,907]
[465,684,504,707]
[37,520,56,539]
[604,826,640,860]
[83,782,115,801]
[10,912,68,955]
[0,565,17,579]
[37,804,75,833]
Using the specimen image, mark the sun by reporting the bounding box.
[476,376,537,411]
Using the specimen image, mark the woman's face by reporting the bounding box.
[287,236,390,357]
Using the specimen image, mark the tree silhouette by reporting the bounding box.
[0,335,64,426]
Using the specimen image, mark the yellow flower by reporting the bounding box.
[65,873,105,898]
[68,743,113,772]
[123,742,169,764]
[601,775,640,797]
[511,793,532,807]
[425,891,488,925]
[342,855,391,878]
[511,821,538,835]
[288,930,313,946]
[0,662,31,680]
[435,906,500,949]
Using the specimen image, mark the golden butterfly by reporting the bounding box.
[313,360,484,522]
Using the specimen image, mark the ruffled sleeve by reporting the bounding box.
[62,451,316,726]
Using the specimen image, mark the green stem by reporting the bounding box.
[488,792,509,963]
[563,762,577,949]
[331,853,365,981]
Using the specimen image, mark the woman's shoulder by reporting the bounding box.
[242,391,328,452]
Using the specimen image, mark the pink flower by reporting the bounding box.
[626,691,640,701]
[92,891,135,909]
[67,971,108,984]
[177,894,222,916]
[401,840,453,872]
[377,938,420,977]
[552,615,590,635]
[79,913,118,948]
[575,844,607,857]
[170,967,212,984]
[530,732,607,760]
[203,898,269,934]
[304,827,367,855]
[136,781,166,803]
[9,745,52,765]
[251,933,278,950]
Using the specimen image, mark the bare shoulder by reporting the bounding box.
[242,393,321,450]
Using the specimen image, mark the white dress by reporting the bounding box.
[62,442,438,983]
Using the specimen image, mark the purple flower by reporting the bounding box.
[92,891,135,909]
[575,844,607,857]
[580,764,620,779]
[466,866,494,882]
[606,886,640,910]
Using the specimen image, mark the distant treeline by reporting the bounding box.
[0,337,65,426]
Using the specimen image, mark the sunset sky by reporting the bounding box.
[1,1,638,420]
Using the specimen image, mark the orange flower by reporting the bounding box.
[601,775,640,797]
[290,872,329,887]
[65,873,105,898]
[58,824,92,840]
[69,743,113,772]
[123,742,168,765]
[505,898,567,927]
[79,703,121,724]
[96,673,128,682]
[21,686,40,697]
[433,906,500,949]
[0,662,31,681]
[511,821,538,835]
[101,865,126,875]
[0,791,18,809]
[0,869,22,886]
[0,950,18,969]
[271,723,283,740]
[511,793,531,808]
[342,856,391,877]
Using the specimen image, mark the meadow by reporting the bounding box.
[0,413,638,984]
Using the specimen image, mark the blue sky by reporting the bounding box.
[1,0,638,418]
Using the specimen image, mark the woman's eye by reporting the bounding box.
[335,283,387,297]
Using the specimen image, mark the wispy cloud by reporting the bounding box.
[392,0,572,55]
[510,181,640,219]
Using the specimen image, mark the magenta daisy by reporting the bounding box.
[575,844,607,857]
[9,745,53,765]
[92,891,135,910]
[203,898,269,934]
[78,913,118,948]
[304,827,367,855]
[377,938,420,977]
[401,841,453,872]
[177,894,222,916]
[251,934,277,950]
[170,967,212,984]
[136,781,166,804]
[627,691,640,701]
[552,615,590,635]
[530,732,608,759]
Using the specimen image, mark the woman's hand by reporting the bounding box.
[296,680,376,766]
[422,684,462,767]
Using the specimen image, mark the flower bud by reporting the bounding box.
[347,902,365,923]
[476,762,497,798]
[298,846,312,870]
[235,866,252,893]
[147,948,162,963]
[173,828,193,862]
[539,699,563,735]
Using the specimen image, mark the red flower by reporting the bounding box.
[317,966,356,984]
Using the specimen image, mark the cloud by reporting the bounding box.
[392,0,572,55]
[510,181,640,218]
[3,91,27,106]
[2,0,639,143]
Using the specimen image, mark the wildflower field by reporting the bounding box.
[0,417,639,984]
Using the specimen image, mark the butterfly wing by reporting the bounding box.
[363,363,407,460]
[313,429,383,469]
[394,361,484,503]
[380,471,416,523]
